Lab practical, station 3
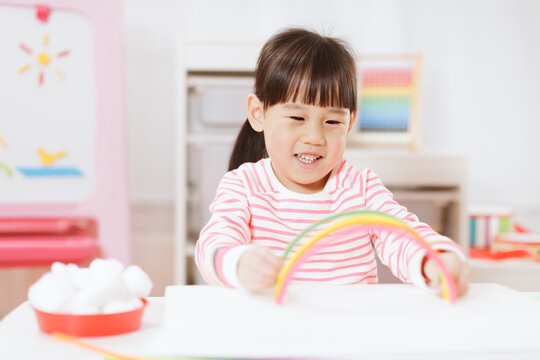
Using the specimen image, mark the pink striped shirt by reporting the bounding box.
[195,158,463,288]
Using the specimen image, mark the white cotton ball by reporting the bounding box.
[65,263,79,278]
[65,292,100,315]
[74,271,132,310]
[102,297,143,314]
[66,263,78,271]
[71,267,91,290]
[104,280,132,304]
[30,259,139,314]
[51,262,76,285]
[51,262,68,276]
[122,265,153,298]
[71,303,101,315]
[104,258,125,274]
[64,263,88,290]
[89,258,124,281]
[81,281,110,308]
[89,258,108,275]
[73,284,109,311]
[72,306,100,315]
[28,272,77,313]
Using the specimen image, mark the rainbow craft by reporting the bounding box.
[273,210,457,305]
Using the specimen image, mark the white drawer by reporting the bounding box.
[187,143,234,235]
[188,75,254,132]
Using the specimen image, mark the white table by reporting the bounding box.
[0,297,166,360]
[1,284,539,360]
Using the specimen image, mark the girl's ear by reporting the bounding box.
[347,111,357,135]
[247,93,264,132]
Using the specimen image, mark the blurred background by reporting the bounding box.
[127,0,540,209]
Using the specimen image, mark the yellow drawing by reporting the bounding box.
[38,147,67,165]
[0,137,6,148]
[0,163,12,178]
[18,34,70,86]
[18,64,31,73]
[54,68,66,80]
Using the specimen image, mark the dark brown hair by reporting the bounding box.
[228,28,357,171]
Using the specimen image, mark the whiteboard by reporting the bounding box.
[164,284,540,358]
[0,4,95,203]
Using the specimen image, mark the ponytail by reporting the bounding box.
[228,119,267,171]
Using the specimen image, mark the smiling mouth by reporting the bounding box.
[295,154,323,164]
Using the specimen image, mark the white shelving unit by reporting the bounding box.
[175,40,539,291]
[174,41,261,285]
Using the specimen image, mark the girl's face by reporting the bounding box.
[248,96,356,194]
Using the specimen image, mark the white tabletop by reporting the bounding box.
[0,297,167,360]
[0,285,539,360]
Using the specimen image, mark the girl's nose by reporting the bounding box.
[302,123,325,145]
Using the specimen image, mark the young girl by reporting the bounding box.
[195,28,470,298]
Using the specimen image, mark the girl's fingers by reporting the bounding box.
[246,252,273,269]
[243,263,278,281]
[238,248,280,292]
[258,267,280,281]
[255,254,283,278]
[260,250,283,268]
[243,249,282,284]
[456,265,471,297]
[260,257,282,273]
[437,260,470,299]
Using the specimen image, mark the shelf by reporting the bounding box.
[185,41,261,72]
[392,189,460,206]
[470,259,540,291]
[344,148,467,187]
[348,132,411,146]
[470,258,540,271]
[187,133,237,145]
[187,75,254,88]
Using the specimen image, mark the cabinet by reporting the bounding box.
[174,42,469,285]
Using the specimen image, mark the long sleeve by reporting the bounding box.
[195,170,252,287]
[362,169,465,287]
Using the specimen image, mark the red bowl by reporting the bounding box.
[32,298,147,337]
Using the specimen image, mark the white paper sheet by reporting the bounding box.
[163,284,540,358]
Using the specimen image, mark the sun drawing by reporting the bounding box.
[18,34,70,85]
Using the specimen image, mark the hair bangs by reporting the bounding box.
[255,29,357,113]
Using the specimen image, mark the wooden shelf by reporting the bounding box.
[470,259,540,291]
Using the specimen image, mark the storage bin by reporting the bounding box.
[187,143,233,237]
[188,76,254,133]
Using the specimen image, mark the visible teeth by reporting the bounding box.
[296,154,320,164]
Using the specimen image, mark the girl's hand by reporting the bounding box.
[422,251,471,298]
[237,245,283,293]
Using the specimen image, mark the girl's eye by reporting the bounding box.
[290,116,305,121]
[326,120,341,125]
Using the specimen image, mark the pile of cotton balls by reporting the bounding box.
[28,259,153,314]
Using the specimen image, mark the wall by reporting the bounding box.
[124,0,540,224]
